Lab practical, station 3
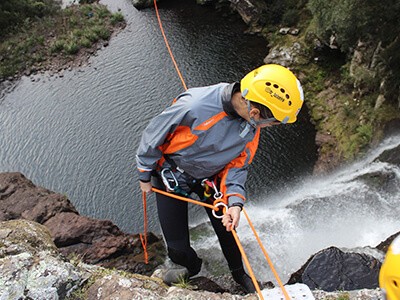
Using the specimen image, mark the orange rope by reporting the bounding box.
[145,3,290,299]
[243,208,290,300]
[139,187,219,265]
[152,187,217,211]
[139,191,149,264]
[153,0,188,91]
[231,229,264,300]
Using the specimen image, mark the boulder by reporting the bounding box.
[376,231,400,253]
[0,172,77,223]
[131,0,155,9]
[264,43,303,67]
[287,246,381,291]
[375,144,400,166]
[0,219,82,299]
[0,172,165,276]
[228,0,267,27]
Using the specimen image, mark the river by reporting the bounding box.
[2,0,398,284]
[0,0,316,233]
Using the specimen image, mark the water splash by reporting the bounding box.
[193,134,400,283]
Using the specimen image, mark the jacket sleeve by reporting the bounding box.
[135,94,193,182]
[219,128,260,207]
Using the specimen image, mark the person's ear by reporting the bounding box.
[250,107,260,118]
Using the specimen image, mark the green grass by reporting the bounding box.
[0,3,125,79]
[172,275,196,290]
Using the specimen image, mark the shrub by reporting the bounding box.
[64,41,79,54]
[0,0,59,36]
[92,25,110,40]
[110,12,124,25]
[50,39,66,53]
[308,0,400,53]
[79,37,92,48]
[83,29,99,42]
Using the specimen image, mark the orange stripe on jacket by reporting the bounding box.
[159,125,198,154]
[194,111,228,131]
[218,128,260,203]
[158,111,228,161]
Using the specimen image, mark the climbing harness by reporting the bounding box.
[201,179,227,219]
[138,1,298,299]
[160,168,191,198]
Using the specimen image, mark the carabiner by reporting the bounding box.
[201,179,223,199]
[210,180,223,199]
[212,202,228,219]
[161,168,178,192]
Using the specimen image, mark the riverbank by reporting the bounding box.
[0,1,125,81]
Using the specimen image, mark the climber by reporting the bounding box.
[135,64,304,293]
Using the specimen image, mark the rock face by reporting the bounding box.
[0,172,391,298]
[228,0,267,30]
[0,219,82,299]
[0,218,254,300]
[0,172,164,276]
[287,247,382,292]
[131,0,155,9]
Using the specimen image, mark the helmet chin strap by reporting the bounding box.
[246,100,259,128]
[246,100,278,127]
[243,89,278,127]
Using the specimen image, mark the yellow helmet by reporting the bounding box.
[240,64,304,123]
[380,236,400,300]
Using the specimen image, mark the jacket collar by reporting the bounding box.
[222,82,241,119]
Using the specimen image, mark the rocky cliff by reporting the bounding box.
[1,171,398,299]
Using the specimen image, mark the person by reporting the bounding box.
[136,64,304,293]
[379,235,400,300]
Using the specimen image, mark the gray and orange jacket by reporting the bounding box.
[136,82,260,206]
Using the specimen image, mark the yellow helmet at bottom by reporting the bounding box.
[380,235,400,300]
[240,64,304,124]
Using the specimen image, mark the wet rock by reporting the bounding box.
[131,0,155,9]
[356,169,400,194]
[287,246,381,291]
[382,119,400,137]
[375,144,400,165]
[376,231,400,253]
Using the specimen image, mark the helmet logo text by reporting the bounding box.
[273,93,285,102]
[265,87,284,102]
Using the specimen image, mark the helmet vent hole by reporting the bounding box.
[286,94,290,99]
[280,88,285,93]
[288,101,292,106]
[394,280,398,287]
[273,84,279,89]
[266,82,271,86]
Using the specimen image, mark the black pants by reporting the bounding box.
[153,175,243,274]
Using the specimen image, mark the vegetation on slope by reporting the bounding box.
[0,0,125,79]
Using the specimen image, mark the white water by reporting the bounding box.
[193,134,400,283]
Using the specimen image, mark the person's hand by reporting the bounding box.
[139,181,153,194]
[222,206,241,232]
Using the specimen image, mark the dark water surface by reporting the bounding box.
[0,0,316,234]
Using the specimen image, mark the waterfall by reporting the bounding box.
[192,134,400,283]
